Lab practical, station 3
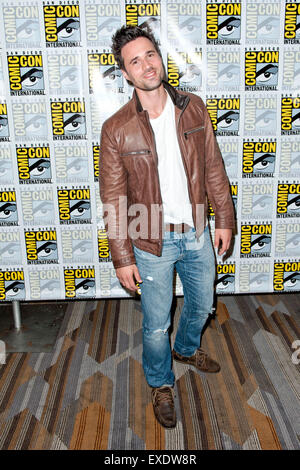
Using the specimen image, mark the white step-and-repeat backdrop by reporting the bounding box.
[0,0,299,301]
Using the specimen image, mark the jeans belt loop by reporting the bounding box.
[165,223,191,233]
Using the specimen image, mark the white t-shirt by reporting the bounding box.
[150,93,194,227]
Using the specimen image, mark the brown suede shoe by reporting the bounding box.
[172,348,221,373]
[151,386,176,428]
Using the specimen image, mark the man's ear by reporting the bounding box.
[121,68,129,81]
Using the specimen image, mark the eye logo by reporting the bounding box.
[43,4,81,47]
[125,2,161,41]
[240,224,272,258]
[242,141,276,178]
[0,103,9,140]
[0,270,25,301]
[0,191,18,226]
[277,183,300,217]
[206,2,241,44]
[274,262,300,292]
[57,188,91,224]
[88,53,123,93]
[64,267,95,298]
[206,97,240,136]
[7,54,44,95]
[25,230,58,264]
[216,263,235,293]
[245,50,279,91]
[51,100,86,140]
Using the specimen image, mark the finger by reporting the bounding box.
[133,265,142,283]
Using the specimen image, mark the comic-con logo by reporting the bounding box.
[246,2,280,43]
[61,227,93,263]
[11,101,47,141]
[242,141,276,178]
[167,51,202,91]
[64,267,95,298]
[275,222,300,257]
[281,96,300,135]
[93,145,99,182]
[284,2,300,44]
[0,230,21,265]
[239,261,270,292]
[282,50,300,91]
[206,97,240,136]
[0,103,10,142]
[206,1,241,44]
[279,140,300,177]
[43,2,81,47]
[208,184,237,218]
[216,263,235,293]
[167,0,202,45]
[0,190,18,226]
[57,187,91,224]
[25,229,58,264]
[7,53,44,95]
[241,181,273,219]
[244,96,277,136]
[0,270,25,301]
[125,0,161,41]
[206,49,240,91]
[88,52,123,93]
[85,1,121,46]
[0,145,13,185]
[98,228,111,262]
[16,145,51,184]
[240,223,272,258]
[273,261,300,291]
[50,99,86,140]
[54,143,89,183]
[47,52,83,95]
[3,5,41,47]
[277,183,300,217]
[245,49,279,91]
[29,268,60,300]
[21,188,54,226]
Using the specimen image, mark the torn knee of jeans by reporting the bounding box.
[145,276,153,281]
[144,327,169,335]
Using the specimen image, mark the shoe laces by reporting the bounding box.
[152,387,174,405]
[195,348,208,368]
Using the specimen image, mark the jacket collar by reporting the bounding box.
[133,80,189,113]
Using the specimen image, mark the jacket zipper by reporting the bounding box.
[184,126,204,139]
[176,98,195,227]
[121,149,151,156]
[144,111,164,252]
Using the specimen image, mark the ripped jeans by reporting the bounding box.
[133,226,215,388]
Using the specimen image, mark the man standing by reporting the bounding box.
[100,26,235,428]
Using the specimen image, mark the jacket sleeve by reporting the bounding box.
[202,103,236,230]
[99,122,136,269]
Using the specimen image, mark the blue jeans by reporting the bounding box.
[133,226,215,388]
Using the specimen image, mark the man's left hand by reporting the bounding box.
[214,228,232,256]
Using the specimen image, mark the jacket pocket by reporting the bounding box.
[184,126,204,139]
[121,149,151,157]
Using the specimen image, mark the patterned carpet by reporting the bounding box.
[0,293,299,450]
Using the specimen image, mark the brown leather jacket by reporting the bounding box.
[100,81,235,269]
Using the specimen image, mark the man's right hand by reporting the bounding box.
[116,264,142,292]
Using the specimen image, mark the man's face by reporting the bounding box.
[121,37,164,91]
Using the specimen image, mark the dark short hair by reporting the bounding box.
[111,25,161,70]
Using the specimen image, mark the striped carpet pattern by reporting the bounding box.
[0,293,299,450]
